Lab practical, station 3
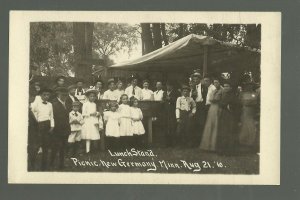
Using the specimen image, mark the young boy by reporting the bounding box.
[31,87,54,171]
[176,85,196,147]
[68,101,83,156]
[28,88,39,171]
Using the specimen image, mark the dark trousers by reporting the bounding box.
[193,103,209,146]
[177,110,193,146]
[28,125,40,171]
[106,137,120,150]
[132,134,145,149]
[38,121,51,171]
[50,134,68,169]
[165,107,177,147]
[27,143,39,171]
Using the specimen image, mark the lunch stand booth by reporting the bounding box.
[94,34,261,146]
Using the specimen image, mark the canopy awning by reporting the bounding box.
[109,34,260,74]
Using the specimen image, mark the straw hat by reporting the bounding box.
[84,88,99,96]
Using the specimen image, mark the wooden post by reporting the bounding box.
[203,46,208,76]
[147,117,153,144]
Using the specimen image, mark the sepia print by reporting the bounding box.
[8,11,280,184]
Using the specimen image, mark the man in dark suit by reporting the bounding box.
[50,87,70,170]
[163,81,180,147]
[65,85,81,113]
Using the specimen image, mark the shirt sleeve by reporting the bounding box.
[69,113,74,124]
[124,87,130,96]
[49,104,55,128]
[79,114,84,125]
[191,99,196,114]
[103,112,108,122]
[31,101,38,119]
[176,97,180,119]
[103,91,108,99]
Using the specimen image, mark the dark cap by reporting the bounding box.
[54,87,68,93]
[107,78,115,84]
[55,75,66,83]
[181,85,191,91]
[72,101,81,106]
[190,69,202,78]
[68,85,77,91]
[39,87,53,94]
[129,74,139,82]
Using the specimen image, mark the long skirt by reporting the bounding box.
[239,106,257,146]
[200,103,220,151]
[217,108,237,154]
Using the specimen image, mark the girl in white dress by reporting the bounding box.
[130,97,145,148]
[130,98,145,135]
[118,94,133,147]
[104,102,121,149]
[81,89,100,153]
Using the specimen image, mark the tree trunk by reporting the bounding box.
[245,24,261,49]
[178,23,184,39]
[73,22,94,81]
[141,23,154,55]
[160,23,169,45]
[152,23,162,50]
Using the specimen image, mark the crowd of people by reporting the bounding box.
[28,71,260,171]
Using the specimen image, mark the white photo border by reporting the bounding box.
[8,11,281,185]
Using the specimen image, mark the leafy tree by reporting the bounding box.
[92,23,139,64]
[30,22,74,76]
[164,23,261,49]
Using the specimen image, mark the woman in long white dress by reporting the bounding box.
[81,89,100,153]
[200,79,223,152]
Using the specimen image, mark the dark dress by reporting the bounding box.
[50,98,71,169]
[217,90,238,155]
[238,91,259,148]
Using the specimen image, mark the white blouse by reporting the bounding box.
[141,88,154,100]
[103,89,119,101]
[153,89,164,101]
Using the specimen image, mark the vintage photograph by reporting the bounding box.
[28,21,261,174]
[8,11,280,184]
